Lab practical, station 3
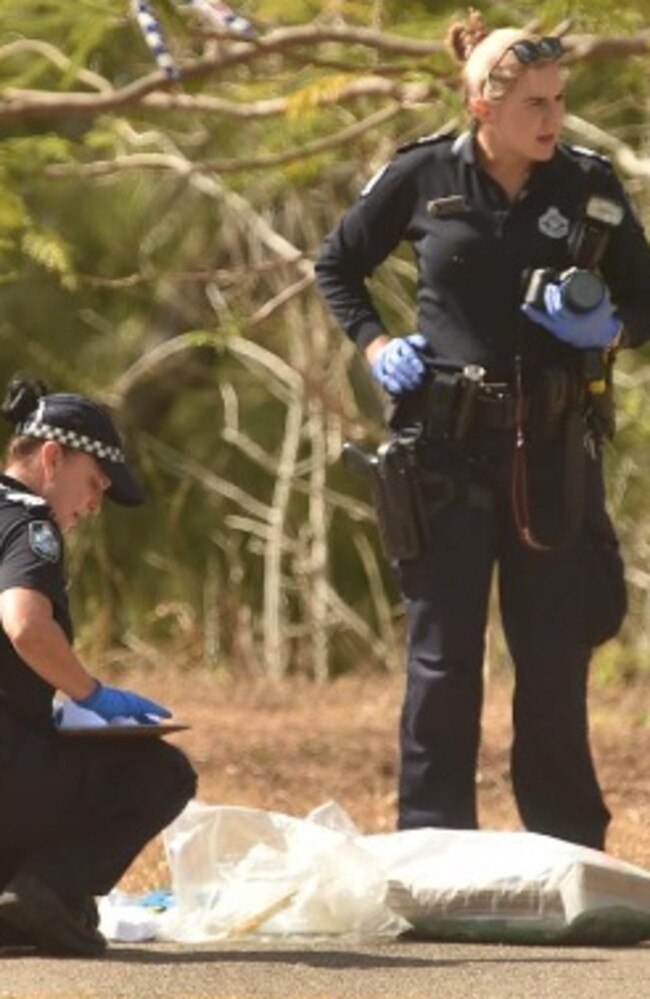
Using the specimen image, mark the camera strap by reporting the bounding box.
[511,353,586,551]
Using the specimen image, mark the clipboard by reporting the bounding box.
[58,722,190,738]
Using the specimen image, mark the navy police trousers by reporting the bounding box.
[0,711,197,900]
[396,433,626,849]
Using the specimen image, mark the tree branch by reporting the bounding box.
[0,25,446,122]
[122,76,437,118]
[193,23,448,56]
[562,32,650,62]
[145,435,273,522]
[46,104,403,178]
[564,113,650,177]
[4,23,649,124]
[0,38,112,92]
[78,256,308,290]
[248,275,316,327]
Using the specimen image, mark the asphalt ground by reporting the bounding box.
[1,938,649,999]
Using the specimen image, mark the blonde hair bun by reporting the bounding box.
[446,8,490,64]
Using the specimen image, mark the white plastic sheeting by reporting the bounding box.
[149,800,650,945]
[158,800,405,942]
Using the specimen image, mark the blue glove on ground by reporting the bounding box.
[372,333,430,394]
[75,683,172,723]
[521,283,621,349]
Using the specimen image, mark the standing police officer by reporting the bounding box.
[315,15,650,849]
[0,376,197,956]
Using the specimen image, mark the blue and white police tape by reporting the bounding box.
[180,0,256,38]
[130,0,180,80]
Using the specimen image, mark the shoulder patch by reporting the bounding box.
[396,128,457,155]
[28,521,61,563]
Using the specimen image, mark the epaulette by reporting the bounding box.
[396,127,457,154]
[0,483,46,510]
[562,143,613,169]
[361,127,457,196]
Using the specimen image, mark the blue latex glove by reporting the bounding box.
[74,682,172,723]
[372,333,430,394]
[521,283,621,349]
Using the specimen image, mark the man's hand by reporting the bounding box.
[371,333,430,394]
[522,284,621,349]
[74,683,171,723]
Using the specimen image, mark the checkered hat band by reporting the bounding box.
[17,421,125,464]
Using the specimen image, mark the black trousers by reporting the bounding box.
[0,709,197,899]
[396,433,625,849]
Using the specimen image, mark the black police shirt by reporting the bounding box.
[0,474,72,728]
[315,130,650,385]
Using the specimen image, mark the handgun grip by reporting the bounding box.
[341,442,378,477]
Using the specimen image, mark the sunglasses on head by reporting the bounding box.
[508,37,565,64]
[484,36,565,92]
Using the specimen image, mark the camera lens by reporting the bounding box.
[561,269,605,313]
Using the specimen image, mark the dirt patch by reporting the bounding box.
[120,669,650,892]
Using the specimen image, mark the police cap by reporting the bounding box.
[1,376,144,507]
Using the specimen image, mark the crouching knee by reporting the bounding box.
[159,741,198,806]
[137,739,198,819]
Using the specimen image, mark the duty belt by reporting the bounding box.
[381,359,609,555]
[452,381,578,438]
[471,387,518,431]
[389,362,585,443]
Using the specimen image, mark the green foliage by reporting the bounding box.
[21,228,77,289]
[0,189,28,233]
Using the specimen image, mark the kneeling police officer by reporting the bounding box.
[0,376,197,956]
[315,17,650,849]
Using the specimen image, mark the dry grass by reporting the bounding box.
[118,668,650,894]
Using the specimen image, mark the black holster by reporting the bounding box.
[342,436,453,561]
[387,362,488,441]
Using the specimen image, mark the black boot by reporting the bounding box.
[0,872,106,957]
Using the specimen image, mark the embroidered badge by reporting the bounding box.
[28,521,61,563]
[538,206,570,239]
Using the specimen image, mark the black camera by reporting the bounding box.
[524,265,606,314]
[524,195,625,316]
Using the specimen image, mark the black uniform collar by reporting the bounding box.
[0,473,48,509]
[451,130,476,164]
[452,129,566,188]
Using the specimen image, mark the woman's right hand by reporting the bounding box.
[368,333,430,394]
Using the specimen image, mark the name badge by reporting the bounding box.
[427,195,470,218]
